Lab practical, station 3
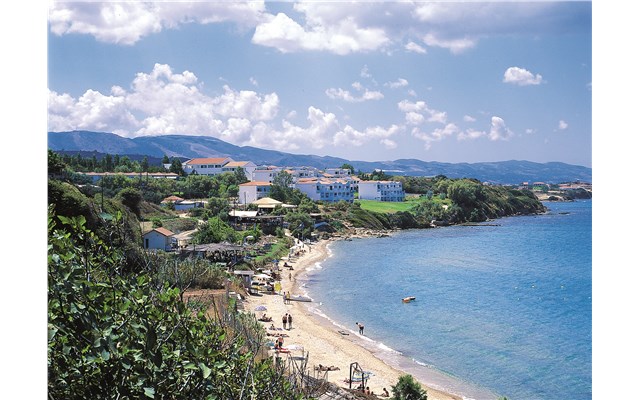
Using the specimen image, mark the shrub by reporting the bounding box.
[391,374,428,400]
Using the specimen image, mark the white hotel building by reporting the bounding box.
[182,157,255,179]
[294,178,355,203]
[357,180,406,202]
[238,181,272,204]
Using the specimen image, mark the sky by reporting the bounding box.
[45,1,593,167]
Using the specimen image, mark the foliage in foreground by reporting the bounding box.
[391,374,428,400]
[47,209,300,399]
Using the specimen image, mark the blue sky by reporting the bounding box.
[45,1,593,167]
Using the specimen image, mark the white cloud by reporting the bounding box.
[333,124,401,148]
[405,112,425,126]
[48,89,139,134]
[49,1,585,58]
[252,12,390,55]
[380,138,397,149]
[405,41,427,54]
[463,115,476,122]
[422,33,476,54]
[250,77,259,86]
[48,64,279,142]
[489,116,514,141]
[458,129,486,141]
[325,87,384,102]
[385,78,409,89]
[49,2,267,45]
[558,120,569,130]
[411,123,459,149]
[503,67,543,86]
[398,99,447,125]
[360,65,372,79]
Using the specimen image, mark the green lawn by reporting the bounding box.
[356,198,419,213]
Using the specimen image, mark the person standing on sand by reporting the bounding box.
[287,313,292,330]
[282,314,287,330]
[286,291,291,304]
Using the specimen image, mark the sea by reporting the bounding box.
[298,200,592,400]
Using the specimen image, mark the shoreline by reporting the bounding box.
[242,236,464,400]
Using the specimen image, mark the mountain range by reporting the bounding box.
[48,130,592,185]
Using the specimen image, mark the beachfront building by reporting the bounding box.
[323,168,352,178]
[238,181,272,204]
[294,177,355,203]
[358,180,406,202]
[251,166,282,183]
[222,160,257,180]
[182,157,233,176]
[286,166,319,181]
[143,227,176,251]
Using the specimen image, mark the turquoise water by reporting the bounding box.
[300,200,591,400]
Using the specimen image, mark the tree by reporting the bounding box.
[391,374,428,400]
[341,163,355,174]
[270,171,294,202]
[48,210,301,399]
[117,187,143,217]
[285,212,313,240]
[233,166,249,184]
[162,154,170,164]
[48,150,67,176]
[169,158,185,176]
[193,216,239,244]
[103,153,114,171]
[141,156,149,172]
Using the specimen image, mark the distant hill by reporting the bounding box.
[48,131,592,184]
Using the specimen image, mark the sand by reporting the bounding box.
[243,238,462,400]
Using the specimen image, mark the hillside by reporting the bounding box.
[48,130,592,184]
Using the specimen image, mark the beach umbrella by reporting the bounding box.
[255,305,267,311]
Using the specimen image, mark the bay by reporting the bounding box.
[300,200,592,400]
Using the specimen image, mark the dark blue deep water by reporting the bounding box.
[301,200,591,400]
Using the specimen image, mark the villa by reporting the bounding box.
[358,180,405,202]
[294,177,355,203]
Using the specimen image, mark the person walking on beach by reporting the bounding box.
[356,322,364,335]
[287,313,293,330]
[282,314,287,330]
[286,291,291,304]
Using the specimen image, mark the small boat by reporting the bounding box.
[402,296,416,303]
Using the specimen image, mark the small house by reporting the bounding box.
[143,227,176,251]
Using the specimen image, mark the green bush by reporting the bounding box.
[391,374,428,400]
[48,209,301,399]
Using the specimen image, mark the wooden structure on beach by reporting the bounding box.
[179,242,246,263]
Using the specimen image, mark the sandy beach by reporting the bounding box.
[242,237,462,400]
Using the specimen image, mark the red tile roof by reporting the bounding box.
[239,181,272,186]
[145,227,175,237]
[185,157,230,165]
